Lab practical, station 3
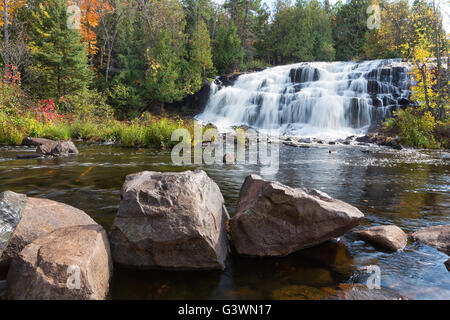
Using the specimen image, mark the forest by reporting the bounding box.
[0,0,449,148]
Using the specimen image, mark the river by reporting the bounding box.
[0,142,449,299]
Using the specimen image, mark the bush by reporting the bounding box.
[57,88,114,120]
[383,108,441,149]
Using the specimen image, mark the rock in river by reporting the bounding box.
[356,225,407,252]
[412,225,450,255]
[109,170,230,270]
[0,197,96,268]
[0,280,7,300]
[0,191,27,257]
[229,175,364,256]
[8,224,112,300]
[37,140,79,157]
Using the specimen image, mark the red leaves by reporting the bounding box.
[34,99,68,123]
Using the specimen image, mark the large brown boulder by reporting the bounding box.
[110,170,230,270]
[412,225,450,255]
[356,225,407,252]
[0,197,96,267]
[229,175,364,256]
[0,191,27,257]
[8,224,112,300]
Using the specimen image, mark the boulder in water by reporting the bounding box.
[109,170,230,270]
[0,191,27,258]
[223,153,236,164]
[7,224,112,300]
[0,197,96,268]
[445,259,450,272]
[356,225,407,252]
[412,225,450,255]
[37,140,79,157]
[229,175,364,256]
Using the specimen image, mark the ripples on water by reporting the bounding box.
[0,143,449,299]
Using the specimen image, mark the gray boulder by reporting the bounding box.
[229,175,364,256]
[412,225,450,255]
[109,170,230,270]
[8,224,112,300]
[0,197,96,267]
[356,225,407,252]
[0,191,27,257]
[37,140,79,157]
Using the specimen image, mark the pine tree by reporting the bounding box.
[29,0,91,99]
[213,21,243,74]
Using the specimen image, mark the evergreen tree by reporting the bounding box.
[332,0,370,61]
[28,0,91,99]
[213,20,244,74]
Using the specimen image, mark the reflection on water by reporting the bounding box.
[0,143,449,299]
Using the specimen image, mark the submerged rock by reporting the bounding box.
[0,197,96,268]
[0,191,27,257]
[8,224,112,300]
[356,225,407,252]
[229,175,364,256]
[109,170,230,270]
[412,225,450,255]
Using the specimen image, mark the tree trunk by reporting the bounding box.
[420,65,431,113]
[3,0,9,67]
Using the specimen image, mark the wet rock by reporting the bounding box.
[356,225,407,252]
[223,153,236,164]
[229,175,364,256]
[37,140,79,157]
[412,225,450,255]
[8,224,112,300]
[0,191,27,257]
[21,137,55,147]
[0,280,6,300]
[298,138,311,144]
[0,197,96,268]
[15,154,42,159]
[109,170,230,270]
[445,259,450,272]
[356,135,371,143]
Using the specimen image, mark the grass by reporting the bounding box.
[0,111,194,149]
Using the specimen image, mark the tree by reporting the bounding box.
[332,0,370,61]
[29,0,91,98]
[213,19,243,74]
[188,18,214,80]
[0,0,26,67]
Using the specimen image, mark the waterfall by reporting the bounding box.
[196,59,412,139]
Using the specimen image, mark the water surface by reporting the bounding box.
[0,143,449,299]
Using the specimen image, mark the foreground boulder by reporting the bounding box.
[8,224,112,300]
[0,197,96,267]
[0,191,27,257]
[37,140,79,157]
[356,225,407,252]
[109,170,230,270]
[412,225,450,255]
[229,175,364,256]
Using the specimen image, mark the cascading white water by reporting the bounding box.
[196,59,411,139]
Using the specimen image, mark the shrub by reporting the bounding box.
[383,108,441,149]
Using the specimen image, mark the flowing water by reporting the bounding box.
[197,59,411,139]
[0,143,449,299]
